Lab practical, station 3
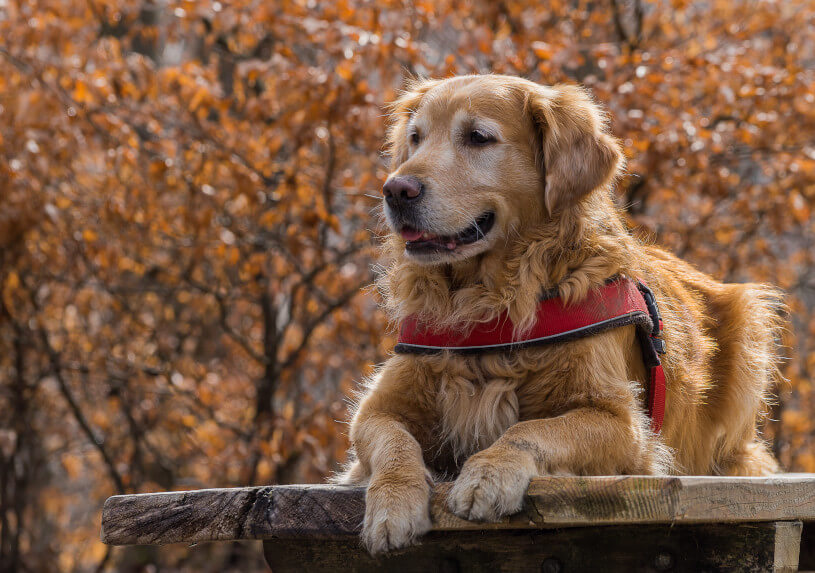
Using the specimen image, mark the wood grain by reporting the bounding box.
[101,484,365,545]
[101,475,815,546]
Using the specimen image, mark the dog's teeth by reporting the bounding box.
[422,232,429,239]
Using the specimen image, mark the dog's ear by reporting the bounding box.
[385,78,440,168]
[527,84,624,214]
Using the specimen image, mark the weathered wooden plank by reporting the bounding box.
[101,475,815,546]
[774,521,803,573]
[433,474,815,530]
[262,521,803,573]
[101,484,365,545]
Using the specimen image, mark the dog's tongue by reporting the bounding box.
[400,228,426,241]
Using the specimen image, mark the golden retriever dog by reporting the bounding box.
[338,74,782,555]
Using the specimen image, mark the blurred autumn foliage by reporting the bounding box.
[0,0,813,571]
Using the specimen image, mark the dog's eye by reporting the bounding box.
[469,129,494,145]
[410,131,421,145]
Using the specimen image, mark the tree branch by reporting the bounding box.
[280,279,368,372]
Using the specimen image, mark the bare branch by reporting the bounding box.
[280,279,368,373]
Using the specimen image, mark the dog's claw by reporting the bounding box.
[361,479,432,555]
[447,455,530,522]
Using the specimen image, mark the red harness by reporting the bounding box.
[395,277,667,433]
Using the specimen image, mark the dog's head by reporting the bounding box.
[382,75,623,265]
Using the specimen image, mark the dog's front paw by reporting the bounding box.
[448,453,531,522]
[361,476,432,555]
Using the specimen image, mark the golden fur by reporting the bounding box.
[337,74,783,554]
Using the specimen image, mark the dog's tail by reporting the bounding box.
[734,282,787,410]
[712,281,787,475]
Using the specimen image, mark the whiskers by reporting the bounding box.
[449,206,481,238]
[341,188,383,202]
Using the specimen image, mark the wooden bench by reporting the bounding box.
[101,475,815,572]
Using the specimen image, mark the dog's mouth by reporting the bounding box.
[399,211,496,253]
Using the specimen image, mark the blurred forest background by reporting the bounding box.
[1,0,814,571]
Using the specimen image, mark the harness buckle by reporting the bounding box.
[637,281,667,355]
[650,337,667,354]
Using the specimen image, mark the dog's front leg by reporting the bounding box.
[351,411,432,554]
[448,407,650,521]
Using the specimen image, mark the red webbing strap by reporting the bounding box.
[396,277,667,433]
[649,365,666,434]
[638,280,666,433]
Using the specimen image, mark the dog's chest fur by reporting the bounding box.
[435,374,519,462]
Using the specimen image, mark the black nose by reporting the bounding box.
[383,175,424,208]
